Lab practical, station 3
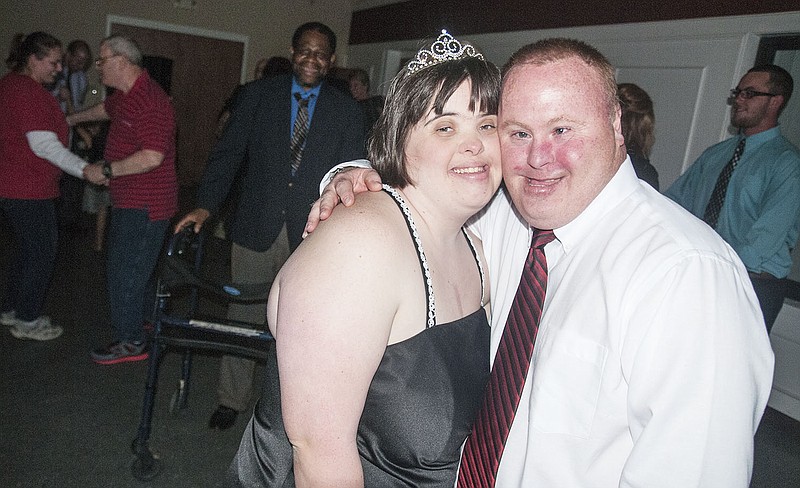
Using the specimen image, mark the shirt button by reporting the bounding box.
[288,182,294,188]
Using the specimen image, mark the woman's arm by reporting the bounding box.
[270,196,404,487]
[25,131,90,180]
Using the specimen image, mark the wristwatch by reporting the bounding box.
[102,161,114,179]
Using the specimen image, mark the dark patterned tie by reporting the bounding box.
[290,93,312,176]
[703,137,746,228]
[457,229,556,487]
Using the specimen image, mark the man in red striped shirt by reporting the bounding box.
[68,34,177,364]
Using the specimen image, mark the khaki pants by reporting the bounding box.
[217,225,290,411]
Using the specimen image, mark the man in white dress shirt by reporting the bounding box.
[310,38,774,487]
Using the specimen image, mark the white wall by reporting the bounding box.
[348,11,800,421]
[0,0,355,85]
[771,299,800,421]
[775,49,800,154]
[348,12,800,190]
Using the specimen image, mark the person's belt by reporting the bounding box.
[749,271,779,280]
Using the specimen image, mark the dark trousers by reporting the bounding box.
[749,274,788,333]
[0,198,58,321]
[106,207,169,343]
[57,174,85,229]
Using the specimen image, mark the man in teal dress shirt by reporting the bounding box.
[666,64,800,331]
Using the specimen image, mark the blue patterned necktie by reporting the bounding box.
[290,93,312,176]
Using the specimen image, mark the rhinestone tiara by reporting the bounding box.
[406,30,484,74]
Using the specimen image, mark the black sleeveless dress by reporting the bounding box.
[227,187,490,487]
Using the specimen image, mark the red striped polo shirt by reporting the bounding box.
[104,70,177,221]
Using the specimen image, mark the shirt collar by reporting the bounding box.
[740,125,781,153]
[549,156,640,253]
[291,77,322,99]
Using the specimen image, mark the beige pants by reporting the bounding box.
[217,225,290,411]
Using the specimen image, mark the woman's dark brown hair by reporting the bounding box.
[5,31,61,72]
[370,54,500,188]
[618,82,655,159]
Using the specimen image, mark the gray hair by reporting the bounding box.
[101,35,143,67]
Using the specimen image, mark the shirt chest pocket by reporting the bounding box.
[529,330,608,438]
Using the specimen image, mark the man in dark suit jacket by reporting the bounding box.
[175,21,366,430]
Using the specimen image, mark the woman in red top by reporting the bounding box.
[0,32,100,341]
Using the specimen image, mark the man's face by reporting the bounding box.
[68,49,90,72]
[291,30,335,89]
[730,71,778,135]
[499,57,625,230]
[96,44,124,88]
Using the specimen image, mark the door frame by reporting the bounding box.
[105,15,249,84]
[103,15,249,185]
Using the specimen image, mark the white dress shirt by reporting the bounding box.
[469,158,774,487]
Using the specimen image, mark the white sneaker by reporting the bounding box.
[1,310,17,326]
[10,316,63,341]
[2,311,53,328]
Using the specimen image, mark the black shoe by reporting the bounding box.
[208,405,238,430]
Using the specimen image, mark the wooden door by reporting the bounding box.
[109,23,245,186]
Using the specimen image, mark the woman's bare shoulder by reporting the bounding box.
[270,189,416,338]
[306,191,405,248]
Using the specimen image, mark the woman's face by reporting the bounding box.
[27,47,63,85]
[404,80,501,216]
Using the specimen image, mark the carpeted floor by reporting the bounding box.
[0,210,260,488]
[1,204,799,487]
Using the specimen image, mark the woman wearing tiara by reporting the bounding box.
[228,31,501,487]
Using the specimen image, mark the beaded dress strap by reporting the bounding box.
[383,185,486,327]
[383,185,437,328]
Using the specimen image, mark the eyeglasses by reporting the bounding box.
[95,54,121,66]
[729,88,777,100]
[293,49,332,61]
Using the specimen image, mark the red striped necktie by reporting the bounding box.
[457,229,556,487]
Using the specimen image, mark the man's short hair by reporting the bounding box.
[748,64,794,115]
[67,39,91,57]
[503,38,619,116]
[102,35,143,67]
[292,22,337,54]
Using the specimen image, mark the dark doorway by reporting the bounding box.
[109,22,245,186]
[142,55,173,95]
[755,34,800,65]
